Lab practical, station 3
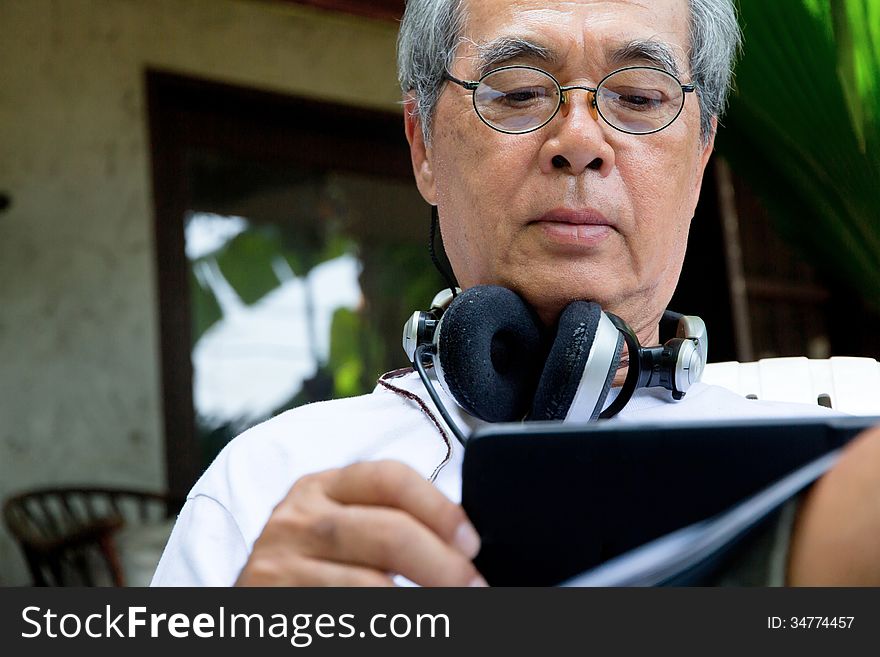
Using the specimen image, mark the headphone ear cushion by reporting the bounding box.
[530,301,607,421]
[436,286,545,422]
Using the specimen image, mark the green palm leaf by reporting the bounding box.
[716,0,880,305]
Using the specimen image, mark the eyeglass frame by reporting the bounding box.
[443,64,697,136]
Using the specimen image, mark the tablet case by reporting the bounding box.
[461,415,880,586]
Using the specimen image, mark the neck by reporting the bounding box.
[612,323,660,387]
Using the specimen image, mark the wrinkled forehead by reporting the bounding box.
[456,0,693,78]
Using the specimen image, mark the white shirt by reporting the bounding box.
[151,370,836,586]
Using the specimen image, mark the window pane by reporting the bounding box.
[184,153,445,467]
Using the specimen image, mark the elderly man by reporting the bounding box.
[152,0,880,587]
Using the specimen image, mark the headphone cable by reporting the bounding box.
[413,344,469,447]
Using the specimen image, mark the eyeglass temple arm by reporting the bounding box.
[443,71,479,91]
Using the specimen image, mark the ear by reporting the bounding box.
[689,116,717,211]
[403,95,437,205]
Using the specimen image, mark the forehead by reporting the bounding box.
[458,0,692,73]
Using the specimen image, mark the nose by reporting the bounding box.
[538,87,615,177]
[563,86,600,122]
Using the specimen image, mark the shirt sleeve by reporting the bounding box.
[150,494,250,587]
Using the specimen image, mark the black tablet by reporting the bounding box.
[460,415,880,586]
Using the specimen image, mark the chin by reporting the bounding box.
[459,260,629,323]
[500,275,619,327]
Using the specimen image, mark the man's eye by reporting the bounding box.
[498,87,549,106]
[608,88,665,111]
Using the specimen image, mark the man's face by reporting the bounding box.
[405,0,715,339]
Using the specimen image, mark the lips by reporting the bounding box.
[531,208,614,246]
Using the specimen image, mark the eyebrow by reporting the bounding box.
[473,37,559,77]
[471,36,683,80]
[608,40,683,77]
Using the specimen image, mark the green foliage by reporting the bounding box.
[717,0,880,305]
[215,228,287,306]
[326,307,384,398]
[373,244,450,323]
[831,0,880,150]
[191,223,359,345]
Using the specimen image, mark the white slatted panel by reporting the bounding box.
[702,357,880,414]
[806,359,834,408]
[735,360,763,400]
[757,357,813,405]
[829,357,880,415]
[696,360,740,394]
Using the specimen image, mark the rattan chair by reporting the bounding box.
[3,487,174,586]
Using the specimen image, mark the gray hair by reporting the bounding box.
[397,0,742,144]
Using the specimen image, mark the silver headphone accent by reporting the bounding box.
[671,315,707,398]
[564,312,622,421]
[402,288,459,363]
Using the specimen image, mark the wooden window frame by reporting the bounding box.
[275,0,404,21]
[146,70,412,502]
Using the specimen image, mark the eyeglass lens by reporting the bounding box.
[472,67,686,134]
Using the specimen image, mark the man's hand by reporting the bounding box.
[235,460,487,587]
[787,425,880,585]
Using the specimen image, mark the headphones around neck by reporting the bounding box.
[403,285,707,426]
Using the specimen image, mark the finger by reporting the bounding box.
[237,554,395,587]
[295,558,396,587]
[297,504,486,587]
[320,460,481,557]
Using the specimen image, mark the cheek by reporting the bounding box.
[615,139,702,287]
[620,139,701,232]
[433,125,537,245]
[437,126,532,198]
[430,123,496,282]
[628,103,706,216]
[433,113,487,203]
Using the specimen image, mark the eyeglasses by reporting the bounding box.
[443,65,696,135]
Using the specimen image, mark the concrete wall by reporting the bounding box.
[0,0,401,585]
